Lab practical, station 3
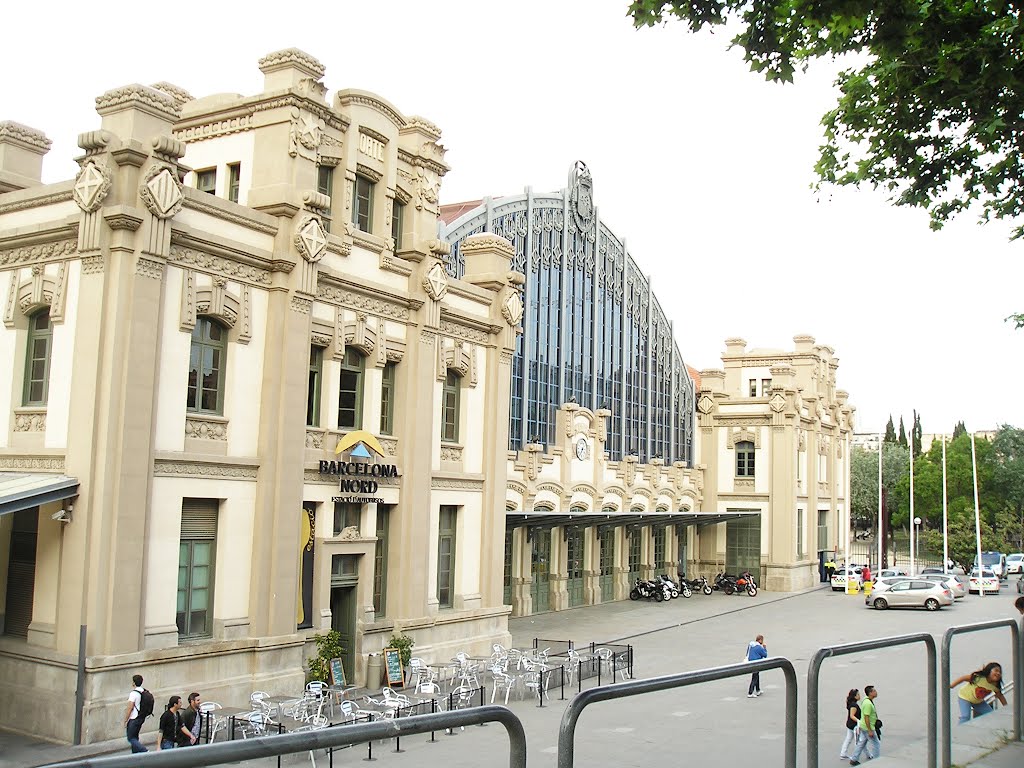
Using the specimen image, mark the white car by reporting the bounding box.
[916,572,966,599]
[877,568,908,579]
[968,568,1001,594]
[831,566,863,591]
[867,579,954,611]
[1006,553,1024,575]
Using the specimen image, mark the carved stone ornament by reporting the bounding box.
[423,261,448,301]
[502,290,524,326]
[295,215,328,263]
[697,394,715,414]
[569,160,595,233]
[185,416,228,441]
[73,161,112,212]
[289,108,323,161]
[769,392,787,413]
[140,165,184,219]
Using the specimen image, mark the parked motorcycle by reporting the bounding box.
[680,575,713,595]
[659,574,689,598]
[629,578,670,602]
[713,571,758,597]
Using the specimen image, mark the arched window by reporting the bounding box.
[23,309,53,406]
[338,348,365,429]
[441,370,460,443]
[187,317,227,414]
[736,440,756,477]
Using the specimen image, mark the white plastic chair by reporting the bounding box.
[338,699,378,723]
[198,701,225,743]
[490,666,515,705]
[238,710,274,739]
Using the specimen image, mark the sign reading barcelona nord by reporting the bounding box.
[320,430,398,504]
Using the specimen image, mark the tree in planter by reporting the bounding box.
[388,632,415,668]
[307,629,345,683]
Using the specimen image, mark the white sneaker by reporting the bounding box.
[755,690,763,696]
[747,693,756,698]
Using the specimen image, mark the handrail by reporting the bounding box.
[43,706,527,768]
[940,618,1022,768]
[806,632,937,768]
[557,657,797,768]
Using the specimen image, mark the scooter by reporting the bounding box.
[681,575,713,595]
[659,574,689,598]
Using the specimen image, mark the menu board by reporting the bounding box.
[329,657,346,687]
[383,647,404,687]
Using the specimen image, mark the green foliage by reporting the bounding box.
[898,417,908,449]
[912,411,923,458]
[388,632,415,668]
[852,427,1024,558]
[307,629,345,683]
[953,421,968,440]
[884,416,897,444]
[628,1,1024,239]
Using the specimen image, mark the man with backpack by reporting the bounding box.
[123,674,154,753]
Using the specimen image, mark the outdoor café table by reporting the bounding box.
[263,694,302,717]
[326,685,357,717]
[218,706,255,740]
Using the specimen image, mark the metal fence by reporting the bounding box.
[46,706,527,768]
[556,657,798,768]
[940,619,1022,768]
[806,632,937,768]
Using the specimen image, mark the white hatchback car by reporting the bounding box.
[968,568,1001,594]
[916,572,966,599]
[1006,553,1024,575]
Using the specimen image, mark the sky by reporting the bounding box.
[4,0,1021,435]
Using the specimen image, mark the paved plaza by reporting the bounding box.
[2,583,1020,768]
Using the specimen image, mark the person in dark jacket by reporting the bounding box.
[157,696,182,751]
[177,692,202,747]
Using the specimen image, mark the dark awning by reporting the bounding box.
[0,472,79,517]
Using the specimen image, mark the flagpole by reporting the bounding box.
[877,431,883,571]
[971,433,984,596]
[942,434,948,573]
[910,422,916,575]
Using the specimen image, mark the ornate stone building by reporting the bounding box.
[0,49,517,743]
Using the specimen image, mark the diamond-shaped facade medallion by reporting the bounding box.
[502,291,524,326]
[73,162,111,212]
[297,217,328,262]
[423,262,449,301]
[142,167,183,218]
[769,392,787,413]
[697,394,715,414]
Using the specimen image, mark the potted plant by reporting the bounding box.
[307,629,345,683]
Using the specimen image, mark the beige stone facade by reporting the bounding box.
[0,49,516,743]
[694,336,855,592]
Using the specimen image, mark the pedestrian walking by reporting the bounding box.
[951,662,1007,723]
[745,634,767,698]
[177,692,202,747]
[123,674,154,754]
[848,685,880,765]
[839,689,861,761]
[157,696,182,751]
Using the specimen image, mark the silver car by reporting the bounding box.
[867,579,954,611]
[916,572,966,599]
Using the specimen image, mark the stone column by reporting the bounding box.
[0,121,51,192]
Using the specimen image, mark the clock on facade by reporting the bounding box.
[575,437,588,460]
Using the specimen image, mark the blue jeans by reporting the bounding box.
[850,729,880,762]
[126,717,147,753]
[958,697,993,724]
[160,740,176,750]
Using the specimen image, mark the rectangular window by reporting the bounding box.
[441,371,460,443]
[178,499,217,639]
[736,441,756,477]
[817,509,829,551]
[317,165,333,232]
[333,502,360,536]
[196,168,216,195]
[797,509,805,558]
[391,200,405,250]
[187,318,227,415]
[761,379,771,396]
[379,361,396,435]
[307,346,322,427]
[351,175,374,233]
[437,505,457,608]
[726,515,760,575]
[748,379,757,397]
[338,349,364,430]
[227,163,241,203]
[23,310,52,406]
[373,506,390,616]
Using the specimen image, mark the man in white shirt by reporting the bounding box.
[123,674,148,753]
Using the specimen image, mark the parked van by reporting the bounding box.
[973,551,1007,580]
